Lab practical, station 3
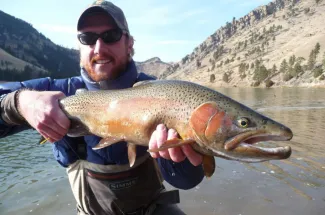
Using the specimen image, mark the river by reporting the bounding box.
[0,87,324,215]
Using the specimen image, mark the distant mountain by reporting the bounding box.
[135,57,172,78]
[158,0,325,88]
[0,10,79,81]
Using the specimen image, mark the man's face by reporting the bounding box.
[78,13,132,82]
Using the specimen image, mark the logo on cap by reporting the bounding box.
[94,0,104,5]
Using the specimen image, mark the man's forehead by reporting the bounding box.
[79,12,117,29]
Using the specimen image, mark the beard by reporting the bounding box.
[81,53,129,82]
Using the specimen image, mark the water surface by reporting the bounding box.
[0,87,324,215]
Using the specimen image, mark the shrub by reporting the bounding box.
[210,74,215,82]
[252,81,260,87]
[265,79,274,88]
[283,73,293,81]
[223,73,229,83]
[313,67,323,78]
[196,60,201,68]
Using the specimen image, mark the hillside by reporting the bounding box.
[0,10,79,81]
[0,9,170,82]
[1,0,325,87]
[159,0,325,88]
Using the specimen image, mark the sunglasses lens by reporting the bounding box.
[78,29,123,45]
[78,32,98,45]
[102,29,123,43]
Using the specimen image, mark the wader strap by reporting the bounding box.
[124,189,180,215]
[154,190,180,205]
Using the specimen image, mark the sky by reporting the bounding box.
[1,0,271,62]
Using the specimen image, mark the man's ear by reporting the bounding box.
[127,35,134,55]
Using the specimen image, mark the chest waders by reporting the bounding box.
[67,154,180,215]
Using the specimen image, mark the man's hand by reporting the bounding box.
[17,90,70,142]
[148,124,202,166]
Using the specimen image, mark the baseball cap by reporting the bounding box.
[77,0,130,34]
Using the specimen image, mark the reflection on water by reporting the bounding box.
[0,131,75,215]
[0,87,325,215]
[175,87,325,215]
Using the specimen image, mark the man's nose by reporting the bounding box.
[94,38,106,54]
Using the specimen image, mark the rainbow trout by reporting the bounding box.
[59,80,293,177]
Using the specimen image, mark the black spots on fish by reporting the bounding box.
[262,119,267,125]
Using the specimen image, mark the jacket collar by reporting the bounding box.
[80,60,138,91]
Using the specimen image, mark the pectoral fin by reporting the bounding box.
[147,138,196,153]
[202,155,215,178]
[92,137,124,150]
[128,143,137,167]
[67,119,91,137]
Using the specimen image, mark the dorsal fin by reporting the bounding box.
[133,80,153,87]
[76,88,88,94]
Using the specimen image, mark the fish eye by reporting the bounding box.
[237,118,250,128]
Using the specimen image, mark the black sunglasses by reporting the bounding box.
[77,28,123,45]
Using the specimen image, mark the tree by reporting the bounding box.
[280,59,288,73]
[322,52,325,71]
[196,60,201,68]
[291,63,303,77]
[210,74,215,82]
[223,73,229,83]
[289,55,296,66]
[253,63,269,82]
[181,55,189,64]
[308,50,316,70]
[313,67,323,78]
[271,64,277,74]
[315,42,321,56]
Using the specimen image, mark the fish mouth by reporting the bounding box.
[220,129,293,162]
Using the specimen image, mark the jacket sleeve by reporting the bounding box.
[0,76,84,138]
[157,158,204,190]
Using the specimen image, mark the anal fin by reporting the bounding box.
[92,137,124,150]
[202,155,215,178]
[128,143,137,167]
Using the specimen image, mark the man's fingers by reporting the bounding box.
[168,129,186,163]
[148,130,159,158]
[181,144,203,166]
[53,93,70,131]
[156,124,170,160]
[38,124,63,142]
[46,117,68,137]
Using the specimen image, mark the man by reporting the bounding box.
[0,1,205,214]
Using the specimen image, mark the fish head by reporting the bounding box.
[189,101,293,162]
